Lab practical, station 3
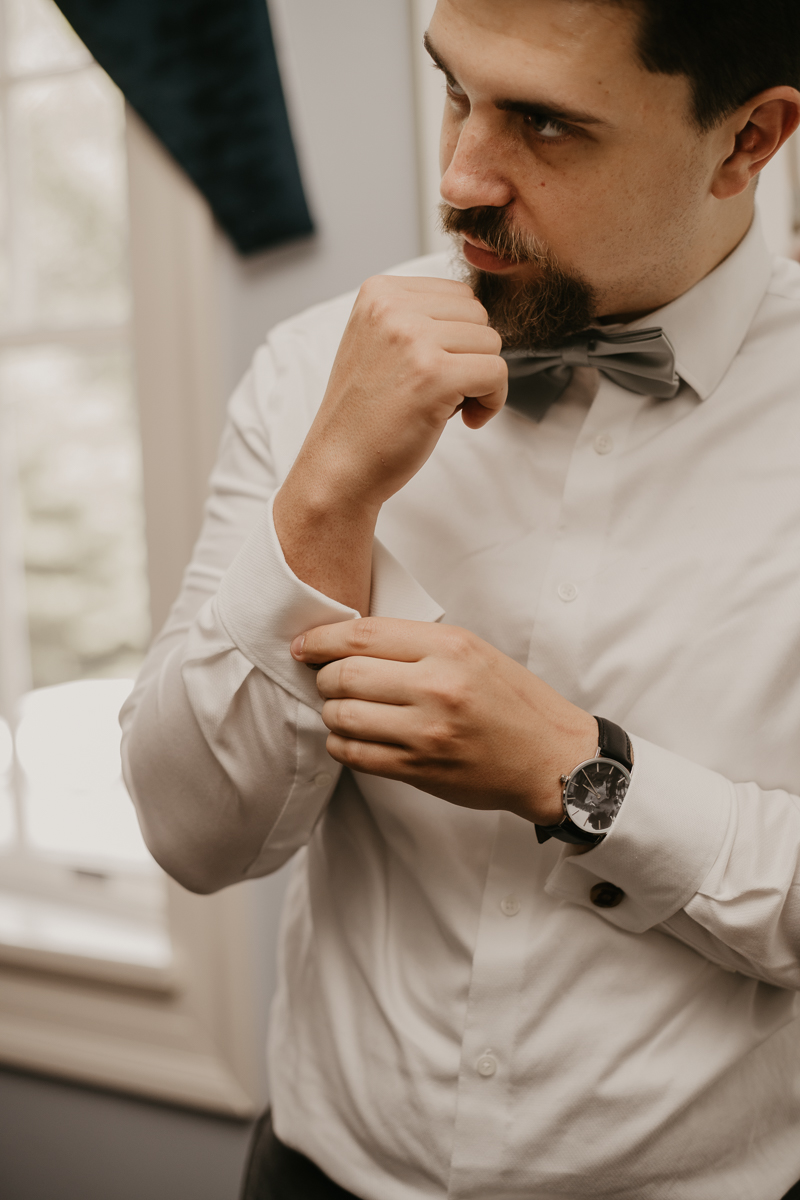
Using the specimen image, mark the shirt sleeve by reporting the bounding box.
[543,734,800,989]
[120,343,443,894]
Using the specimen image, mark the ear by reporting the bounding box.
[712,86,800,201]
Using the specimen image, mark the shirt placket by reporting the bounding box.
[525,378,645,702]
[447,378,646,1198]
[446,811,545,1199]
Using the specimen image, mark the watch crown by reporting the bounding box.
[559,774,570,784]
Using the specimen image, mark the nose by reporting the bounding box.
[439,114,514,212]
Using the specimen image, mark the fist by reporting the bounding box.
[295,275,507,510]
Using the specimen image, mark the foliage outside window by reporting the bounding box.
[0,0,164,966]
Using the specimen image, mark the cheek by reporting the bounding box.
[519,147,700,277]
[439,108,463,176]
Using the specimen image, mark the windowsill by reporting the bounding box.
[0,889,177,993]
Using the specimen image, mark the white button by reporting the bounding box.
[594,433,614,455]
[557,581,579,603]
[477,1054,497,1078]
[500,895,520,917]
[313,772,333,787]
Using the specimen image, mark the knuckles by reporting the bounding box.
[417,717,456,757]
[347,618,377,652]
[439,626,477,661]
[331,697,359,735]
[335,656,361,695]
[327,733,365,769]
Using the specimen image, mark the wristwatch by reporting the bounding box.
[535,717,633,847]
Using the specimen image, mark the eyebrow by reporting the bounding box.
[423,32,612,129]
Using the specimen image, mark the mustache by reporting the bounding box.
[438,203,550,267]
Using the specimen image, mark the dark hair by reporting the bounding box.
[619,0,800,129]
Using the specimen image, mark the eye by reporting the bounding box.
[523,113,571,141]
[446,79,468,102]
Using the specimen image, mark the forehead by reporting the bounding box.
[428,0,653,110]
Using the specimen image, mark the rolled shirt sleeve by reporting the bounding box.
[545,735,800,989]
[121,325,443,892]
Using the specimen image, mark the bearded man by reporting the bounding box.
[122,1,800,1197]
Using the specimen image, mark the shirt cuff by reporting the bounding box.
[544,734,734,933]
[215,492,444,712]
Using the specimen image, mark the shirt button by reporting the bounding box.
[557,581,579,603]
[590,882,625,908]
[594,433,614,455]
[477,1054,497,1077]
[500,895,520,917]
[313,772,333,788]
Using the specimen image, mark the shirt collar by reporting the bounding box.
[626,215,773,401]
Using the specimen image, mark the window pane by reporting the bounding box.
[0,888,171,966]
[2,342,150,687]
[16,679,152,867]
[0,102,8,325]
[6,0,91,77]
[0,0,155,879]
[6,67,129,329]
[0,719,13,849]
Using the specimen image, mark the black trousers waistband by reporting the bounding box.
[240,1110,800,1200]
[240,1111,362,1200]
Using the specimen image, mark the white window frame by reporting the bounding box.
[0,101,282,1118]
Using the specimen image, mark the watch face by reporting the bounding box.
[564,758,630,834]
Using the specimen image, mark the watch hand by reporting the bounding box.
[579,768,603,801]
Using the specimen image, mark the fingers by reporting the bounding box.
[324,733,412,779]
[359,275,487,325]
[321,697,413,744]
[460,397,500,429]
[388,275,474,296]
[293,617,446,666]
[444,352,508,412]
[316,656,416,703]
[435,321,503,356]
[417,293,489,325]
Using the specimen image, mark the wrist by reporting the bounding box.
[278,453,383,528]
[273,469,381,614]
[536,715,633,847]
[523,710,599,827]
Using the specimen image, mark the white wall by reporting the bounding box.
[216,0,424,400]
[758,135,799,258]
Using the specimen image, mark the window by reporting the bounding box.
[0,0,272,1117]
[0,0,167,977]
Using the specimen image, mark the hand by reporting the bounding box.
[291,618,599,826]
[273,276,507,614]
[295,274,507,508]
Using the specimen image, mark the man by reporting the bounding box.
[122,1,800,1196]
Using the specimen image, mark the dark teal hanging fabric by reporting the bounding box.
[55,0,313,254]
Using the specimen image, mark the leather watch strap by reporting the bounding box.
[535,819,605,847]
[595,716,633,772]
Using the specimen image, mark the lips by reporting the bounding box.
[461,237,517,272]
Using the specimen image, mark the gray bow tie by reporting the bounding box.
[503,327,680,422]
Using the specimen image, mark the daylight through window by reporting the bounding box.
[0,0,167,972]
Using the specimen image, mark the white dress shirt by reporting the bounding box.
[122,218,800,1200]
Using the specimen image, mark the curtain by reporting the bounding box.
[55,0,313,254]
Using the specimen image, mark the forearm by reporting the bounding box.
[272,272,506,615]
[273,463,378,616]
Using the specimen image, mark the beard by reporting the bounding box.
[439,203,596,351]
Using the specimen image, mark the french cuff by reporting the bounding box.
[544,735,734,934]
[215,491,444,713]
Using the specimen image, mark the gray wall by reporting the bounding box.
[218,0,422,398]
[0,1069,253,1200]
[0,1,422,1196]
